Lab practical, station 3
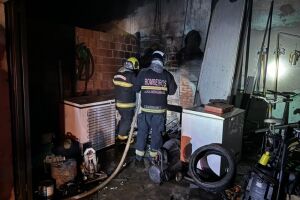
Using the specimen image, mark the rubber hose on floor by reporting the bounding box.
[65,98,141,200]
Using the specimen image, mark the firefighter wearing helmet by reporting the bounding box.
[134,50,177,167]
[113,57,139,143]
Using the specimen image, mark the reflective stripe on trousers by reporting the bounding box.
[135,149,145,157]
[141,107,166,113]
[135,113,165,158]
[116,102,135,109]
[149,150,158,158]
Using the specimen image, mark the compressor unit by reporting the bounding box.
[63,95,115,152]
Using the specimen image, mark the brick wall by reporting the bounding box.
[179,69,195,107]
[167,59,202,109]
[75,28,199,108]
[168,68,196,109]
[167,67,197,128]
[75,27,137,95]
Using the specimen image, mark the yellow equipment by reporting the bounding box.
[125,57,139,70]
[259,151,270,166]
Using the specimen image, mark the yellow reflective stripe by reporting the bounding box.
[117,135,128,140]
[113,80,133,87]
[116,102,136,108]
[150,151,158,158]
[141,107,166,113]
[135,150,145,157]
[141,86,168,91]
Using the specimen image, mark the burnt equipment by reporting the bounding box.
[243,122,300,199]
[148,139,181,184]
[148,141,236,194]
[243,164,277,200]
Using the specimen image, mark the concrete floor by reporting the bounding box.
[86,141,257,200]
[92,166,192,200]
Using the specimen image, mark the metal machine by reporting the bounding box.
[181,106,244,175]
[148,139,181,184]
[64,95,115,152]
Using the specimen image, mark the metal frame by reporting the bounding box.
[274,32,300,100]
[232,0,253,98]
[254,0,274,95]
[196,0,246,104]
[5,0,32,199]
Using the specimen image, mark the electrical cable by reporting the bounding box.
[64,97,141,200]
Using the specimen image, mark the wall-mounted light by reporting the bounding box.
[267,60,286,79]
[289,50,300,66]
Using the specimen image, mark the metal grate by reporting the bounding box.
[87,103,115,151]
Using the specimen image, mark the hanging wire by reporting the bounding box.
[153,0,162,35]
[75,43,95,96]
[181,0,189,48]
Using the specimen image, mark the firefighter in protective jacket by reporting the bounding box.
[134,50,177,166]
[113,57,139,142]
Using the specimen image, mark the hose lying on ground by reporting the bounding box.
[65,98,141,200]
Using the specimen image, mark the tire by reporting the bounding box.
[188,143,236,192]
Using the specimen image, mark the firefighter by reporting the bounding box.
[134,50,177,167]
[113,57,139,143]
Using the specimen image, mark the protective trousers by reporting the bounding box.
[135,112,165,160]
[116,109,134,136]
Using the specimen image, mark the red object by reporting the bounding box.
[0,69,14,200]
[204,103,234,114]
[180,135,192,162]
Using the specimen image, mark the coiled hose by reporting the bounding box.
[75,43,94,96]
[65,98,141,200]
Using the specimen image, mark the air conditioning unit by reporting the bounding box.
[64,95,115,151]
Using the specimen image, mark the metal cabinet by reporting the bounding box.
[181,107,244,175]
[64,95,115,152]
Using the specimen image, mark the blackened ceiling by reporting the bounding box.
[26,0,147,28]
[252,0,300,30]
[25,0,300,32]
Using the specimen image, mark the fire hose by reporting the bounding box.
[65,98,141,200]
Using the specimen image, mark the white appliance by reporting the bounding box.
[181,106,244,175]
[64,95,115,151]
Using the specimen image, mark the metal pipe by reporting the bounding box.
[276,131,288,200]
[254,1,272,93]
[255,121,299,134]
[243,0,253,89]
[232,0,252,98]
[262,0,274,96]
[274,33,280,100]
